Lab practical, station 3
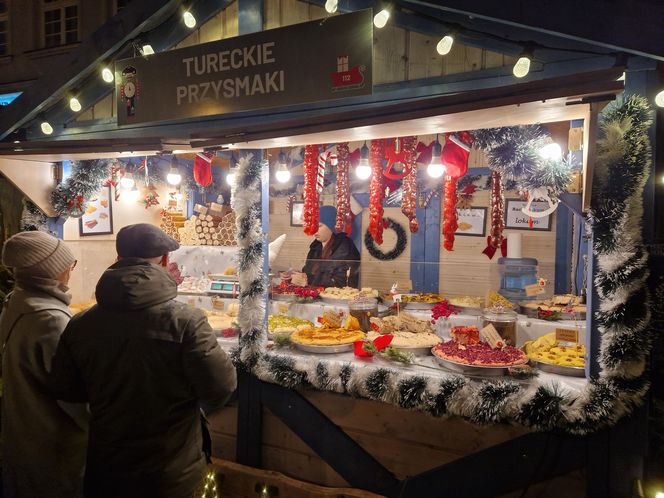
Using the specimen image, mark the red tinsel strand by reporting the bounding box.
[400,136,419,233]
[303,145,320,236]
[368,139,385,245]
[335,142,352,234]
[490,170,505,248]
[443,175,458,251]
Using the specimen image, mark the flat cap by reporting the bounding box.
[116,223,180,259]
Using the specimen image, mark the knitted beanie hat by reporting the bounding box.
[319,206,337,233]
[2,231,76,279]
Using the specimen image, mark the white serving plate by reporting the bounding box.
[293,342,354,354]
[432,353,512,376]
[534,360,585,377]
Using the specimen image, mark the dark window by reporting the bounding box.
[42,2,77,47]
[0,3,8,55]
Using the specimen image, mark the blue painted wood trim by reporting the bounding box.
[423,195,441,292]
[238,0,264,35]
[48,217,66,239]
[572,212,587,295]
[554,202,572,294]
[586,233,601,378]
[410,204,426,292]
[559,192,583,217]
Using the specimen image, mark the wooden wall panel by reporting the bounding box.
[263,0,281,29]
[281,0,310,26]
[223,1,239,38]
[200,12,224,43]
[374,25,407,84]
[407,32,443,80]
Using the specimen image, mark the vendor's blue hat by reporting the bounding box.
[319,206,337,233]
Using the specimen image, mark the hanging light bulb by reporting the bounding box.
[166,156,182,185]
[226,170,236,186]
[436,35,454,55]
[427,136,445,178]
[275,150,291,183]
[373,8,390,28]
[324,0,338,13]
[40,121,54,135]
[141,44,155,56]
[539,142,562,160]
[513,52,531,78]
[101,67,114,83]
[174,191,184,201]
[655,89,664,108]
[69,97,82,112]
[183,11,196,28]
[126,185,140,202]
[355,142,371,180]
[120,172,135,190]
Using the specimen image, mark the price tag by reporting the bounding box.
[481,323,505,349]
[278,303,290,314]
[556,328,579,343]
[525,283,546,297]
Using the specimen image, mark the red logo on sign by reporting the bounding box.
[330,55,365,92]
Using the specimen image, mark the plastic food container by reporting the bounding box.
[349,297,378,332]
[482,307,518,346]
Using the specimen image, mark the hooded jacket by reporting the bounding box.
[0,277,88,498]
[51,259,237,498]
[302,232,360,288]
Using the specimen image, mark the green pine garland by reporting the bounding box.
[51,159,110,218]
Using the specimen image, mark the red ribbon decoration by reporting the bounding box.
[353,334,394,358]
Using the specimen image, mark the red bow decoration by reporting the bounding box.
[383,138,411,180]
[67,195,84,211]
[353,334,393,358]
[482,236,508,259]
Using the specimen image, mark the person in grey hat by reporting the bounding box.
[0,231,88,498]
[51,223,237,498]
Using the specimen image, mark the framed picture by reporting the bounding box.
[79,186,114,236]
[455,207,487,237]
[290,201,304,227]
[504,199,553,231]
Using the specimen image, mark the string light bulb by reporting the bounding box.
[101,67,114,83]
[436,35,454,55]
[324,0,338,13]
[120,172,135,190]
[655,89,664,108]
[226,169,236,186]
[373,8,390,28]
[275,150,291,183]
[513,49,532,78]
[539,142,562,160]
[355,141,371,180]
[167,156,182,185]
[427,135,445,178]
[40,121,54,135]
[141,44,155,56]
[183,11,196,28]
[126,185,140,202]
[69,97,82,112]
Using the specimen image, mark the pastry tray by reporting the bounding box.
[402,301,436,310]
[319,296,353,306]
[534,360,585,377]
[293,342,354,354]
[432,354,515,376]
[393,344,435,355]
[519,304,586,320]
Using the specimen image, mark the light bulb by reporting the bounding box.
[126,186,140,202]
[540,142,562,160]
[655,492,664,498]
[166,166,182,185]
[183,11,196,28]
[174,192,183,201]
[40,121,53,135]
[655,89,664,108]
[141,44,155,56]
[373,9,390,28]
[120,173,135,190]
[324,0,338,13]
[513,56,531,78]
[226,171,236,186]
[427,139,445,178]
[436,35,454,55]
[275,168,291,183]
[101,67,114,83]
[69,97,82,112]
[355,161,372,180]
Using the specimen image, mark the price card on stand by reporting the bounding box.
[556,327,579,344]
[525,283,546,297]
[481,323,505,349]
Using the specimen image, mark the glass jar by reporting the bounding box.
[482,307,518,346]
[349,297,378,332]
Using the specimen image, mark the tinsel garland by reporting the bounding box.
[364,218,407,261]
[51,159,110,218]
[232,97,653,434]
[400,136,419,233]
[368,139,385,244]
[334,143,352,234]
[20,200,53,234]
[302,145,320,236]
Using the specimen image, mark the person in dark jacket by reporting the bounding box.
[302,206,360,288]
[50,224,237,498]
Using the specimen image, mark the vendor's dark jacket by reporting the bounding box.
[302,232,360,288]
[51,259,237,498]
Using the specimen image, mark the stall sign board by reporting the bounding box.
[115,10,373,126]
[505,199,553,230]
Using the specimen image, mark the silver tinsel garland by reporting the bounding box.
[233,97,653,433]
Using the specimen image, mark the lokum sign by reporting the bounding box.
[115,10,373,126]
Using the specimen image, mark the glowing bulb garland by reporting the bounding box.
[513,56,531,78]
[373,9,389,28]
[40,121,53,135]
[324,0,338,13]
[69,97,82,112]
[436,35,454,55]
[183,11,196,28]
[101,67,114,83]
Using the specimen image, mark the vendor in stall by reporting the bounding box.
[302,206,360,288]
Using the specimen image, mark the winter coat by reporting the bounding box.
[0,277,88,498]
[302,232,360,288]
[51,259,237,498]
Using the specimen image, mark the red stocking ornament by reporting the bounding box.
[194,152,214,187]
[441,131,472,251]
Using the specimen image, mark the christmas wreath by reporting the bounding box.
[364,218,407,261]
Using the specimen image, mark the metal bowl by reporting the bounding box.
[293,342,354,354]
[534,360,585,377]
[432,354,510,376]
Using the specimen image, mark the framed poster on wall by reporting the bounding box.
[290,202,304,227]
[455,207,487,237]
[79,186,114,236]
[504,199,553,231]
